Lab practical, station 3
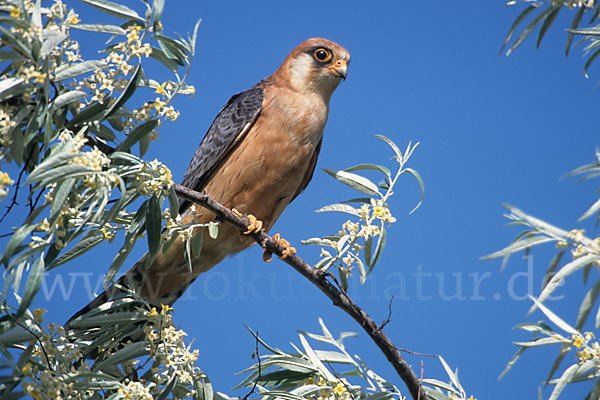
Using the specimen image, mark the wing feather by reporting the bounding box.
[179,86,263,213]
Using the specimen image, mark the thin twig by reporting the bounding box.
[0,144,36,223]
[418,361,424,400]
[242,331,261,400]
[325,360,356,400]
[377,295,394,332]
[396,348,438,358]
[172,183,429,400]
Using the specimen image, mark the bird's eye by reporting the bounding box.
[313,48,332,63]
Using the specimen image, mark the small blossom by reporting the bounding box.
[155,82,168,95]
[10,6,20,18]
[65,13,80,24]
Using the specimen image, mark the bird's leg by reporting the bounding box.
[262,233,296,262]
[231,208,263,234]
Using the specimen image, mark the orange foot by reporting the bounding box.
[232,208,263,234]
[263,233,297,262]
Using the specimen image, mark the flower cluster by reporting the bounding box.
[115,25,152,59]
[20,311,91,400]
[561,229,600,266]
[0,170,14,199]
[569,331,600,364]
[561,0,595,8]
[118,381,153,400]
[0,105,15,148]
[135,159,173,196]
[305,375,351,400]
[144,305,204,391]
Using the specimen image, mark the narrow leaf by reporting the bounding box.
[530,253,600,314]
[369,223,386,270]
[77,0,143,21]
[315,203,359,216]
[576,279,600,331]
[536,5,561,49]
[566,6,586,56]
[54,60,105,81]
[71,23,126,35]
[145,195,162,267]
[375,135,403,161]
[17,255,44,316]
[322,168,380,196]
[116,119,158,152]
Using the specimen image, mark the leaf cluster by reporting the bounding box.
[501,0,600,76]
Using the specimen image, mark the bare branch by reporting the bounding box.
[172,183,429,400]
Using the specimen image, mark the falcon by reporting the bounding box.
[68,38,350,322]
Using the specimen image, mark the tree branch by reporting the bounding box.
[172,183,429,400]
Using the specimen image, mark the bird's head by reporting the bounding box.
[275,38,350,101]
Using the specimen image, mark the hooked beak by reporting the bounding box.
[329,59,348,80]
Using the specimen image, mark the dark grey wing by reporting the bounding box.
[291,137,322,202]
[178,86,263,213]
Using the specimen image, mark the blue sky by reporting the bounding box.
[7,1,600,399]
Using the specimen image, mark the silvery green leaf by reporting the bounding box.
[364,236,373,267]
[117,119,158,152]
[71,23,126,35]
[375,135,403,162]
[68,312,147,328]
[355,254,367,284]
[104,65,141,119]
[41,31,67,58]
[498,346,527,380]
[529,254,600,314]
[299,335,336,382]
[54,60,105,81]
[145,195,162,266]
[17,254,46,316]
[208,221,219,239]
[438,356,462,394]
[513,337,563,347]
[77,0,143,21]
[322,168,380,196]
[94,341,150,372]
[0,322,42,346]
[301,237,335,247]
[529,295,577,335]
[315,203,359,216]
[548,363,579,400]
[51,90,88,110]
[47,234,104,270]
[2,224,37,267]
[345,163,391,178]
[192,229,203,259]
[577,274,600,331]
[580,196,600,221]
[190,18,202,55]
[481,235,554,260]
[313,350,352,363]
[369,223,386,271]
[404,167,425,214]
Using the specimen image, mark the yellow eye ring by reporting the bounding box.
[313,48,332,63]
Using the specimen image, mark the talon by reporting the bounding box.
[278,237,296,260]
[263,248,273,263]
[243,214,263,234]
[232,208,263,235]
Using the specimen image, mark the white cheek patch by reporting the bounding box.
[288,54,314,90]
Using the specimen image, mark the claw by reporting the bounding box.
[279,238,296,259]
[243,214,263,234]
[231,208,263,235]
[265,233,296,260]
